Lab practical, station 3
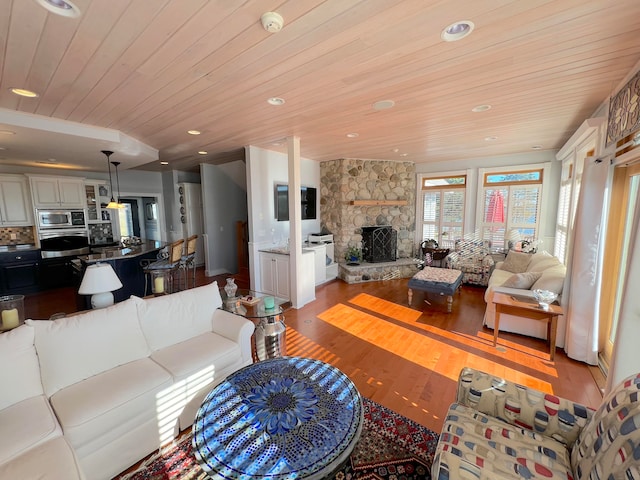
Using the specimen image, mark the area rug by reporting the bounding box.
[116,398,438,480]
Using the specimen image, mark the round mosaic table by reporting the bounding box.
[192,356,363,479]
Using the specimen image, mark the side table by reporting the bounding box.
[492,292,562,361]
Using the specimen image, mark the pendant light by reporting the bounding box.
[102,150,123,209]
[111,160,124,209]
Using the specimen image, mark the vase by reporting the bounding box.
[224,278,238,298]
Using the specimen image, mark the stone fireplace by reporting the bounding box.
[320,158,416,272]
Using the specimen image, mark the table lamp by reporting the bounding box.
[78,263,123,309]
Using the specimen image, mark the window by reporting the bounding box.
[420,175,466,247]
[554,163,573,263]
[479,169,543,251]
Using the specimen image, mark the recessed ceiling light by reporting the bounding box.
[472,104,491,112]
[10,88,39,98]
[400,153,408,157]
[531,145,543,150]
[35,0,81,17]
[267,97,285,106]
[0,130,15,135]
[198,151,207,155]
[485,136,498,141]
[373,100,395,111]
[0,147,5,150]
[187,130,201,135]
[392,148,399,153]
[160,161,169,165]
[441,20,475,42]
[37,159,58,164]
[271,142,283,146]
[346,133,359,138]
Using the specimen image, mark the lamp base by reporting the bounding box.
[91,292,115,309]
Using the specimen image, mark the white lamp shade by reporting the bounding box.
[79,263,123,295]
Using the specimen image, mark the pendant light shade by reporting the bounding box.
[102,150,124,209]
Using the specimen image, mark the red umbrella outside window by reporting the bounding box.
[485,191,505,223]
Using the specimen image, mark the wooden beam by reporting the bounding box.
[350,200,407,206]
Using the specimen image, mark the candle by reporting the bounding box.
[1,308,20,330]
[154,277,165,294]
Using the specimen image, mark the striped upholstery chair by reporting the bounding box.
[432,367,640,479]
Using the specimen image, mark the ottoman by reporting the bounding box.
[408,267,463,313]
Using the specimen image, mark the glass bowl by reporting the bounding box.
[533,289,557,310]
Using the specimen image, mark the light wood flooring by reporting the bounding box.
[24,268,603,435]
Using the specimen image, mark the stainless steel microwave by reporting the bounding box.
[37,209,86,230]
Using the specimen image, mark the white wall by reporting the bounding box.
[246,145,321,291]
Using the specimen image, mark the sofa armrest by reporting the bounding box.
[211,309,255,364]
[455,367,593,447]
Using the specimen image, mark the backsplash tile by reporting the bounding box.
[0,226,35,246]
[89,223,114,243]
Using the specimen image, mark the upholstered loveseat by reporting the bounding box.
[484,250,567,346]
[0,281,254,480]
[432,367,640,479]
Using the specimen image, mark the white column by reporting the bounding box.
[287,136,303,308]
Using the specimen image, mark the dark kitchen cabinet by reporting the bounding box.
[39,257,75,289]
[0,249,41,295]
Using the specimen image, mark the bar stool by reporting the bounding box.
[179,235,198,289]
[141,239,184,296]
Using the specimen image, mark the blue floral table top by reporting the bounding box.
[192,356,363,479]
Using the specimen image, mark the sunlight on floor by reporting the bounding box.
[314,293,557,393]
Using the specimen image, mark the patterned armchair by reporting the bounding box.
[432,367,640,480]
[445,238,494,286]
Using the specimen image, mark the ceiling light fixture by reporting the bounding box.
[441,20,475,42]
[160,161,169,165]
[10,88,39,98]
[261,12,284,33]
[531,145,543,150]
[102,151,123,209]
[35,0,81,17]
[392,148,399,153]
[198,151,207,155]
[400,153,408,157]
[187,130,201,135]
[472,104,491,112]
[373,100,395,110]
[485,136,498,141]
[267,97,285,106]
[346,133,359,138]
[0,130,15,135]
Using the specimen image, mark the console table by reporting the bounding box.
[193,356,363,479]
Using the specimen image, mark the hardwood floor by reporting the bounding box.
[24,268,603,435]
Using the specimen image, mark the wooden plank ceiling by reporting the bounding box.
[0,0,639,172]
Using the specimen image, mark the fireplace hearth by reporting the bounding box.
[362,226,396,263]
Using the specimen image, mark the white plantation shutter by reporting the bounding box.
[509,185,540,237]
[422,191,440,240]
[420,177,466,246]
[554,173,573,262]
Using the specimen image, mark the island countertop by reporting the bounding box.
[79,240,167,264]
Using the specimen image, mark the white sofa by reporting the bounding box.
[484,251,566,347]
[0,281,254,480]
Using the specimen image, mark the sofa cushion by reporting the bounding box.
[501,250,532,273]
[0,324,44,410]
[0,395,61,465]
[531,264,566,295]
[434,402,573,479]
[526,252,561,272]
[49,357,172,450]
[150,331,241,380]
[0,437,82,480]
[136,281,223,352]
[502,271,542,289]
[26,297,150,397]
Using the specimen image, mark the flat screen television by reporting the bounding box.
[275,184,317,221]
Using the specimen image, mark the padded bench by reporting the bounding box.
[408,267,463,313]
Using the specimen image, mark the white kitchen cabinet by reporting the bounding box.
[84,181,111,223]
[304,243,327,285]
[259,251,290,299]
[29,176,85,209]
[0,175,33,226]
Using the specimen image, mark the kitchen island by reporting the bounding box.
[76,240,168,306]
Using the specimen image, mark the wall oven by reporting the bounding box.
[37,209,86,230]
[38,229,90,289]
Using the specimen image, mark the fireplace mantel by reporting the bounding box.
[349,200,407,206]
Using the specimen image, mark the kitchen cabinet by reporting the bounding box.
[259,252,290,299]
[28,176,86,209]
[0,175,33,226]
[0,249,40,295]
[85,181,111,223]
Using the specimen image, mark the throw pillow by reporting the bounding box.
[501,250,532,273]
[502,271,542,289]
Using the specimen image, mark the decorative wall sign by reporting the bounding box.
[606,69,640,146]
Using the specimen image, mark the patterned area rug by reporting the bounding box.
[116,398,438,480]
